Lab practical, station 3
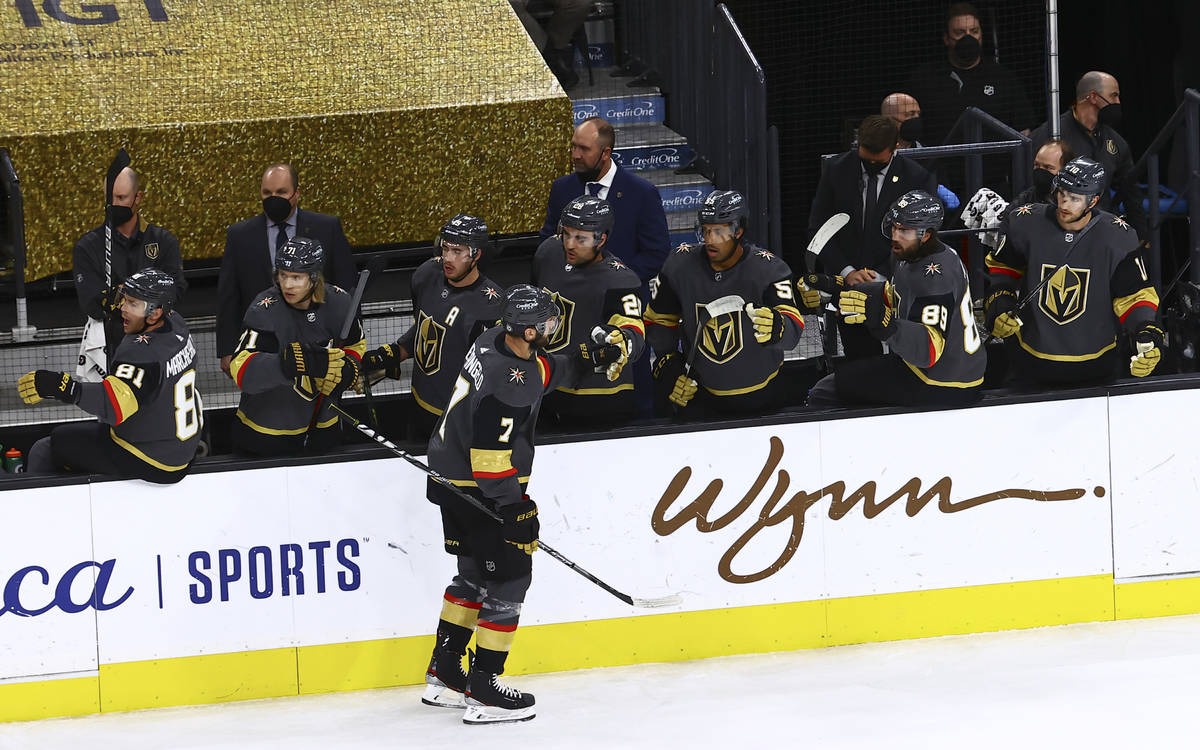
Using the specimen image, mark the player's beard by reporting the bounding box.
[530,331,552,349]
[892,238,923,262]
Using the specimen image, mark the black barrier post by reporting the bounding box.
[1148,153,1162,290]
[768,125,782,254]
[0,149,35,342]
[1188,96,1200,286]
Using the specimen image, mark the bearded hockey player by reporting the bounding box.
[229,237,365,456]
[20,268,200,483]
[806,190,986,406]
[363,214,503,438]
[644,189,803,416]
[420,284,625,725]
[984,157,1161,384]
[532,196,645,425]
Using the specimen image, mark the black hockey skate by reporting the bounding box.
[463,656,536,725]
[422,647,468,708]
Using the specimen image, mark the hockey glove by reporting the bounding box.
[577,339,623,371]
[592,325,633,381]
[652,351,697,409]
[839,282,897,339]
[98,285,123,313]
[320,351,361,397]
[18,370,80,405]
[362,343,406,373]
[669,375,699,408]
[499,496,539,555]
[1130,324,1165,378]
[279,342,343,380]
[745,303,785,345]
[984,288,1022,339]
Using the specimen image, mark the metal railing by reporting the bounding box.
[0,149,36,343]
[1131,88,1200,292]
[619,1,780,251]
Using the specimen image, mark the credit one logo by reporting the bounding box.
[663,189,706,211]
[14,0,167,27]
[0,560,132,617]
[187,539,361,603]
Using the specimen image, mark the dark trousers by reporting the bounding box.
[42,422,189,484]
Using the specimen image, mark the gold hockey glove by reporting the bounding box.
[1130,324,1165,378]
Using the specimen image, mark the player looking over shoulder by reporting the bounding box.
[20,268,200,483]
[420,284,625,725]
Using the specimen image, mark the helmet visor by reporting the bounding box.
[696,223,737,243]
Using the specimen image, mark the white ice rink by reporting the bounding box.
[3,613,1198,750]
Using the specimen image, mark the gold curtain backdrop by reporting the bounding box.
[0,0,571,281]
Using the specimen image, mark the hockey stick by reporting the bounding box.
[982,213,1102,346]
[102,148,130,293]
[329,402,682,609]
[804,213,849,368]
[671,294,746,416]
[336,256,385,427]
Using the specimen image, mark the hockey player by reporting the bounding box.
[806,191,986,406]
[984,157,1161,384]
[229,237,365,456]
[362,214,503,438]
[532,196,645,425]
[644,189,803,416]
[421,284,625,724]
[19,269,200,483]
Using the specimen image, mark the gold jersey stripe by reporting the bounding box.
[439,598,481,630]
[927,325,946,365]
[314,415,339,429]
[1016,330,1117,361]
[411,387,444,417]
[470,448,515,476]
[103,375,140,423]
[236,409,309,436]
[343,338,367,358]
[984,253,1024,277]
[703,367,779,397]
[556,382,635,396]
[902,360,984,389]
[608,313,645,336]
[1112,287,1160,321]
[644,307,680,327]
[109,429,189,472]
[440,475,531,487]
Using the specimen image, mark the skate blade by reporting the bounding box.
[462,704,536,725]
[420,683,465,708]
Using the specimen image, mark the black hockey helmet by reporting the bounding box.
[1052,156,1106,198]
[437,213,490,258]
[121,267,177,316]
[880,189,944,239]
[275,236,325,276]
[697,189,747,229]
[559,196,614,241]
[501,284,561,337]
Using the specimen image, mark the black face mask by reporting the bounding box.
[262,195,294,223]
[1098,102,1123,130]
[951,34,981,66]
[861,157,888,176]
[1032,168,1055,198]
[899,117,924,143]
[107,204,133,225]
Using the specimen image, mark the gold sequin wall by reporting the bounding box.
[0,1,572,281]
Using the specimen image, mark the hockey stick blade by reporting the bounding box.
[704,294,747,318]
[806,212,849,257]
[333,405,682,610]
[104,148,130,206]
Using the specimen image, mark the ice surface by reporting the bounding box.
[3,614,1199,749]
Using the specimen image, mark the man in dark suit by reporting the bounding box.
[540,116,670,286]
[540,116,670,417]
[216,163,357,376]
[808,115,938,359]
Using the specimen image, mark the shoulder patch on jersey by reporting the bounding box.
[135,333,151,344]
[609,258,628,270]
[257,295,278,308]
[924,261,942,276]
[508,367,526,384]
[755,249,775,260]
[483,285,500,300]
[674,243,692,253]
[1014,204,1034,216]
[329,285,346,295]
[1112,215,1130,230]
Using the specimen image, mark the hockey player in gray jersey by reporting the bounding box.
[984,157,1161,384]
[363,214,503,438]
[644,189,803,416]
[230,237,364,456]
[532,196,645,425]
[806,191,986,406]
[421,285,624,724]
[19,269,200,483]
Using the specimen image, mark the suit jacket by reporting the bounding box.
[216,208,357,356]
[807,150,938,277]
[539,165,670,285]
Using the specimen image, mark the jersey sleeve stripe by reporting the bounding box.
[470,448,517,477]
[1114,288,1160,322]
[233,351,257,388]
[537,355,551,388]
[777,306,804,329]
[103,376,140,424]
[644,308,680,327]
[473,468,519,479]
[102,378,124,424]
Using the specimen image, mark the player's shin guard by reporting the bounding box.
[422,595,480,708]
[464,635,535,724]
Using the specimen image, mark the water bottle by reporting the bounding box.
[3,448,24,473]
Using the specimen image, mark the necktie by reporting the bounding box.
[275,222,289,254]
[587,182,602,197]
[863,172,878,230]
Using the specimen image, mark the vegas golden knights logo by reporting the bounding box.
[1038,263,1090,325]
[544,290,574,352]
[696,303,743,364]
[415,311,447,374]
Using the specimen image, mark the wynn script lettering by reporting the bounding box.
[650,436,1103,583]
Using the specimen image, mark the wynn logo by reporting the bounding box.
[651,436,1099,583]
